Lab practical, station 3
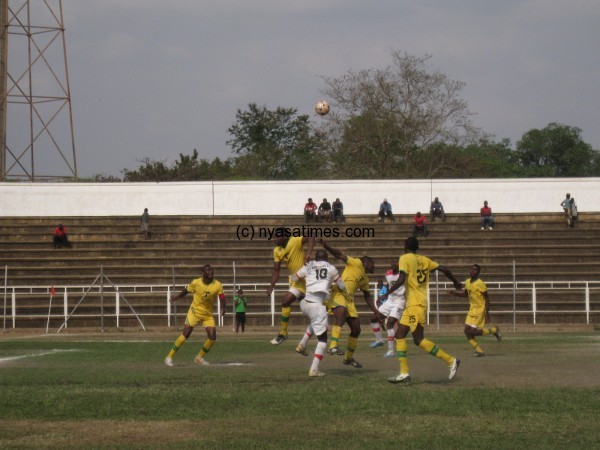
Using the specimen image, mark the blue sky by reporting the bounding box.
[52,0,600,177]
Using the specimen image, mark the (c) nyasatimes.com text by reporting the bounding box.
[236,225,375,241]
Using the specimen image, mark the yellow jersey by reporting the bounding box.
[186,278,224,316]
[465,278,487,310]
[398,253,439,308]
[332,256,370,297]
[273,236,305,274]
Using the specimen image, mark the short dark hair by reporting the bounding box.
[405,236,419,252]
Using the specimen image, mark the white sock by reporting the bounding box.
[371,321,382,342]
[311,341,327,372]
[300,326,313,348]
[387,328,396,350]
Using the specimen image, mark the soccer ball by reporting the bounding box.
[315,100,330,116]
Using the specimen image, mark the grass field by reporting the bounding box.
[1,327,599,449]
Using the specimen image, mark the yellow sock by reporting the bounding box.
[469,338,484,353]
[329,325,342,349]
[345,336,358,360]
[396,338,409,374]
[482,327,497,336]
[167,334,186,359]
[197,338,215,359]
[280,307,291,336]
[419,338,454,365]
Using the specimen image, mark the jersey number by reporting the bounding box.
[314,268,328,279]
[416,269,428,284]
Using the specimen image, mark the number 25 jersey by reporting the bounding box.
[398,253,439,308]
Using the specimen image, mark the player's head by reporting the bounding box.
[361,256,375,274]
[315,249,328,261]
[405,236,419,253]
[390,259,399,273]
[237,288,243,295]
[201,264,214,281]
[470,264,481,278]
[274,226,288,246]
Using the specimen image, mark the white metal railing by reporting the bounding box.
[1,280,599,331]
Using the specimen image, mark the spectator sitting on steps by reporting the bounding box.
[304,198,317,223]
[318,198,333,223]
[560,193,578,228]
[332,198,345,223]
[412,212,429,238]
[480,201,494,230]
[430,197,446,222]
[53,224,72,249]
[379,199,395,222]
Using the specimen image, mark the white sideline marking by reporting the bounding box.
[0,349,79,364]
[211,362,254,366]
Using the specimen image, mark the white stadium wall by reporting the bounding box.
[0,178,598,216]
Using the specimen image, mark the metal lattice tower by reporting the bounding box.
[0,0,77,180]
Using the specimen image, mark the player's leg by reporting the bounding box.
[195,320,216,366]
[308,304,328,377]
[342,315,362,368]
[165,311,196,365]
[369,315,384,347]
[465,325,485,356]
[388,309,412,383]
[384,316,398,357]
[328,298,347,355]
[296,324,313,356]
[271,289,301,344]
[414,322,460,380]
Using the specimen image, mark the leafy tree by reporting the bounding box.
[320,51,485,177]
[227,103,326,179]
[514,123,599,177]
[122,150,234,181]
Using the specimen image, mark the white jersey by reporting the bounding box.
[385,270,406,305]
[294,260,342,303]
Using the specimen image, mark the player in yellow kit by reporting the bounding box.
[267,228,315,345]
[450,264,502,356]
[164,264,226,367]
[387,237,462,383]
[321,239,385,368]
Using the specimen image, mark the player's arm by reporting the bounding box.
[387,272,406,295]
[302,236,316,263]
[267,261,282,296]
[170,287,189,302]
[218,293,227,317]
[319,239,348,263]
[435,264,462,290]
[362,289,385,322]
[335,277,348,296]
[483,290,490,321]
[449,288,468,297]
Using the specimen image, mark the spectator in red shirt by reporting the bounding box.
[53,224,72,249]
[304,198,317,223]
[480,201,495,230]
[412,212,429,238]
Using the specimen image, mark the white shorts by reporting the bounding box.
[300,299,328,336]
[289,286,304,300]
[379,298,405,320]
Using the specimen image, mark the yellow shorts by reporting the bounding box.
[399,304,427,332]
[185,306,216,328]
[288,277,306,297]
[466,307,486,329]
[326,291,358,318]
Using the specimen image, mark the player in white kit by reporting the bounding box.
[378,260,406,357]
[284,249,348,377]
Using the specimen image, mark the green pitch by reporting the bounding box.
[0,330,598,449]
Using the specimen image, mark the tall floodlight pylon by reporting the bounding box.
[0,0,77,180]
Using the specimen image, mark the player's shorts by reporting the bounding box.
[465,306,486,329]
[288,276,306,299]
[185,306,215,328]
[300,299,328,336]
[326,291,358,318]
[379,298,405,320]
[399,304,426,332]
